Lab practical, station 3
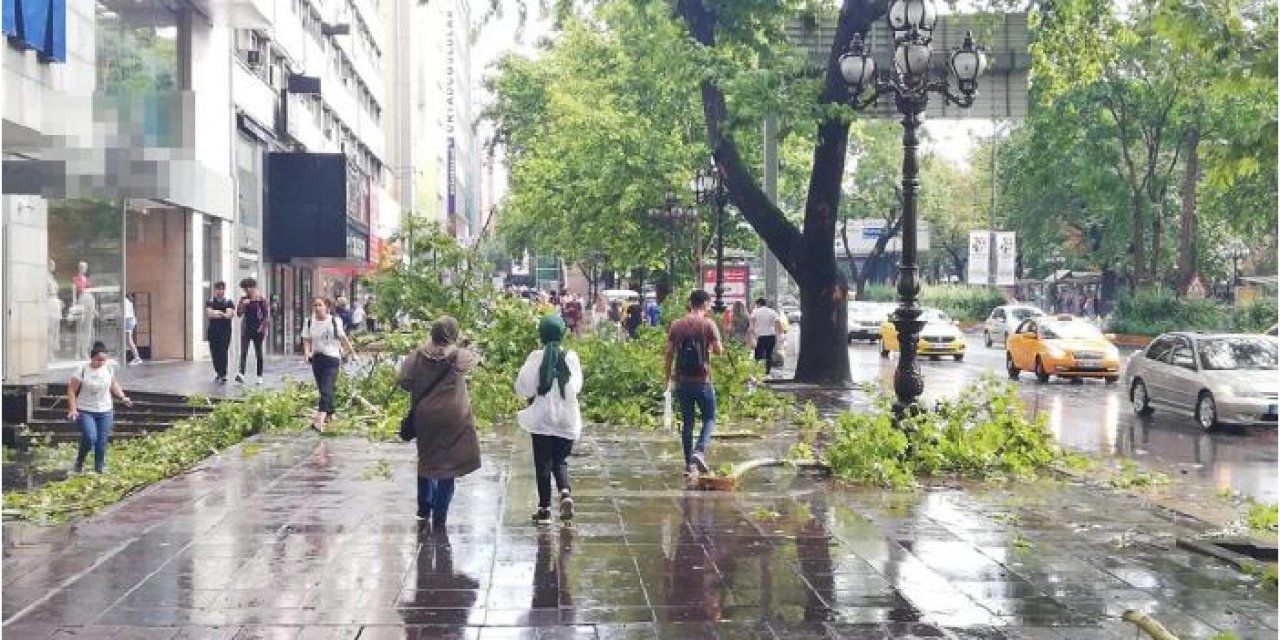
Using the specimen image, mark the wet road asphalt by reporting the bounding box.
[787,331,1277,504]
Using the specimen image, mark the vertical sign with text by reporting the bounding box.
[995,232,1017,286]
[444,9,457,236]
[967,230,991,285]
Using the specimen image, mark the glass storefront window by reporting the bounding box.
[47,199,125,367]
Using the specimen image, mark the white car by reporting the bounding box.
[847,301,892,343]
[984,304,1046,347]
[1123,332,1278,429]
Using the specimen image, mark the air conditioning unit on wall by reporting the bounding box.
[245,50,263,66]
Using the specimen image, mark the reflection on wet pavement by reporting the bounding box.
[3,416,1275,639]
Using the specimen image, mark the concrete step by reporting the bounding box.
[12,419,177,436]
[30,406,209,423]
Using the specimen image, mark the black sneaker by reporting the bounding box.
[559,491,574,521]
[531,508,552,525]
[234,373,245,384]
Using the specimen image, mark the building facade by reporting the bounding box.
[1,0,411,381]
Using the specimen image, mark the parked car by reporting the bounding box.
[1122,332,1278,429]
[1006,314,1121,383]
[879,308,965,361]
[983,304,1046,347]
[847,301,892,343]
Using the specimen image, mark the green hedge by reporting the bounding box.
[1109,289,1277,336]
[860,283,1005,322]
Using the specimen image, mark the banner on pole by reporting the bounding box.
[967,230,991,285]
[995,232,1017,286]
[703,265,751,307]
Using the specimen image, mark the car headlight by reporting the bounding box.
[1046,347,1066,358]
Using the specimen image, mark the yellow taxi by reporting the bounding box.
[1006,314,1121,383]
[879,308,966,361]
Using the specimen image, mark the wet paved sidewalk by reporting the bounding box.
[3,424,1275,639]
[33,358,316,398]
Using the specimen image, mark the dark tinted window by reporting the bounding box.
[1146,337,1175,363]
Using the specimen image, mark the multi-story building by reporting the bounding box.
[1,0,400,381]
[383,0,479,243]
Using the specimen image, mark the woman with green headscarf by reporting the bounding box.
[514,314,584,525]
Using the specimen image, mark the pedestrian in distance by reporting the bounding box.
[665,289,724,477]
[334,295,355,332]
[515,315,584,525]
[123,293,142,365]
[66,341,132,473]
[645,296,661,327]
[302,297,357,433]
[623,300,644,339]
[561,294,584,337]
[730,300,750,343]
[351,300,366,333]
[397,316,482,529]
[748,297,783,376]
[205,281,236,383]
[235,277,270,384]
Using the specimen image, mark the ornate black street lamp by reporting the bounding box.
[839,0,987,416]
[692,163,730,313]
[647,190,700,291]
[1224,239,1248,289]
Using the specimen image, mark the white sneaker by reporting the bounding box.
[256,377,264,385]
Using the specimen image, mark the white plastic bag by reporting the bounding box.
[662,388,674,431]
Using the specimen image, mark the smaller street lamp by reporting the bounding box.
[647,190,700,291]
[692,163,730,313]
[1224,239,1248,288]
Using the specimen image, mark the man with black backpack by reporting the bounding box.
[664,290,723,477]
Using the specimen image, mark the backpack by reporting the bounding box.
[675,323,706,377]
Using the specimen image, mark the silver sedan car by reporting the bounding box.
[983,305,1046,347]
[1122,332,1279,429]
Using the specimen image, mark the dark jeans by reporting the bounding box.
[530,434,573,508]
[418,477,456,524]
[209,333,231,378]
[75,410,113,472]
[239,331,265,376]
[674,381,716,467]
[754,335,778,374]
[310,353,340,414]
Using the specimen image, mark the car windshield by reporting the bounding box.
[1041,321,1103,340]
[1198,338,1278,371]
[1009,307,1042,321]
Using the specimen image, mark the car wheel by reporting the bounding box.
[953,353,964,362]
[1196,392,1219,430]
[1130,379,1154,416]
[1006,353,1020,380]
[984,331,993,348]
[1034,357,1050,383]
[879,340,889,359]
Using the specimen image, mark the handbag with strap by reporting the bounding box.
[399,355,453,442]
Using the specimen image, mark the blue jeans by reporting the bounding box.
[418,477,456,524]
[675,381,716,467]
[75,410,113,472]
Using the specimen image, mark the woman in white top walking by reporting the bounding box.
[67,341,133,473]
[514,315,584,525]
[301,297,356,432]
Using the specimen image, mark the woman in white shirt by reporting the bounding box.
[67,341,132,473]
[514,315,584,525]
[301,297,356,433]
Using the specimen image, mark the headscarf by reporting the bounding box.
[536,315,571,398]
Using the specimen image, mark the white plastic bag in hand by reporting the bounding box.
[662,388,674,431]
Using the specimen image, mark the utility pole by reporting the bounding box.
[763,114,780,304]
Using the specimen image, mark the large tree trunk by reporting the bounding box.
[677,0,887,386]
[1150,207,1162,286]
[1129,192,1146,287]
[1178,128,1199,291]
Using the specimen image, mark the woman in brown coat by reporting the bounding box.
[397,316,481,528]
